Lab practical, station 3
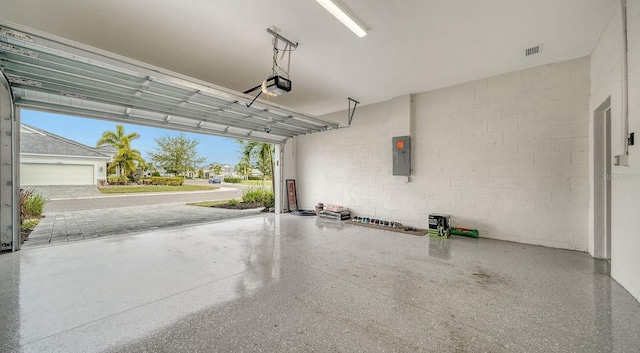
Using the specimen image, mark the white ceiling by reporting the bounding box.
[0,0,618,116]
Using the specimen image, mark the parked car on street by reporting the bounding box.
[209,177,222,184]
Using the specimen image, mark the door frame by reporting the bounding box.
[592,97,612,260]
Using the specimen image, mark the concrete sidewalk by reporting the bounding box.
[24,203,265,248]
[25,185,101,199]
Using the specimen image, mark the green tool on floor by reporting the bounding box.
[450,227,479,238]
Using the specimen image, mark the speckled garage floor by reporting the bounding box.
[1,214,639,353]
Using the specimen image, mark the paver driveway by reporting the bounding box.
[23,183,266,248]
[24,203,265,248]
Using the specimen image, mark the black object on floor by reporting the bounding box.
[292,210,317,216]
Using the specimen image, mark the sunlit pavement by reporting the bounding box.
[23,203,265,248]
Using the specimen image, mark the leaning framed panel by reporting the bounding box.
[286,179,298,211]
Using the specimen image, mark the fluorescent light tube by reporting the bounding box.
[315,0,367,38]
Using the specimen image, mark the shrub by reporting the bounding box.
[224,177,242,183]
[107,175,128,185]
[241,187,261,203]
[20,189,47,222]
[140,178,153,185]
[262,192,275,208]
[24,194,46,217]
[228,199,239,206]
[247,175,264,181]
[21,218,39,230]
[242,187,274,208]
[19,189,33,223]
[150,176,184,186]
[128,169,144,183]
[151,171,161,177]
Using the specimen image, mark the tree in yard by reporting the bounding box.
[237,140,274,188]
[147,133,206,177]
[213,164,223,176]
[234,159,251,179]
[96,124,145,178]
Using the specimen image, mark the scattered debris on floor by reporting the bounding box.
[451,227,480,238]
[291,210,317,216]
[348,218,428,236]
[319,210,352,220]
[311,204,480,239]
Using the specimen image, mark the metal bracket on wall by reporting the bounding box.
[348,97,359,126]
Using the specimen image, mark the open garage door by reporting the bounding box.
[0,22,338,143]
[21,163,93,186]
[0,21,339,250]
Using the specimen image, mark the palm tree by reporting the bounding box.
[213,164,223,176]
[235,159,251,179]
[239,141,274,188]
[97,125,145,178]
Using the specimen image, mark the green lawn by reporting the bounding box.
[187,199,238,207]
[240,180,272,185]
[99,185,220,194]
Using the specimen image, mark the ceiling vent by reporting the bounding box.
[525,44,543,56]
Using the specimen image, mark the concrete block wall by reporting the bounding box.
[290,56,591,251]
[415,58,590,251]
[289,100,396,218]
[590,0,640,301]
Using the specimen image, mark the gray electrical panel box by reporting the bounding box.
[392,136,411,176]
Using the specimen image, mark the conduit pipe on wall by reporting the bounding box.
[616,0,630,166]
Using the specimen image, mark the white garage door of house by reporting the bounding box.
[21,163,94,186]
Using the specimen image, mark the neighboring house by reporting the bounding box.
[250,168,263,177]
[154,167,174,177]
[204,164,234,178]
[20,124,112,186]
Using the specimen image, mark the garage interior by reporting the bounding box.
[1,0,640,352]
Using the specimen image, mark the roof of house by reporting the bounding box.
[96,145,118,157]
[20,124,110,159]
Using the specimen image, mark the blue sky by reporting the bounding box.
[22,110,241,166]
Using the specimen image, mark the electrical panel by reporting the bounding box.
[392,136,411,176]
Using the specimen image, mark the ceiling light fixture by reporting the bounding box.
[315,0,367,38]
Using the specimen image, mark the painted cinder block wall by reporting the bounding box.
[287,56,591,251]
[590,0,640,301]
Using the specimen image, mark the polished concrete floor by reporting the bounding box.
[1,214,639,353]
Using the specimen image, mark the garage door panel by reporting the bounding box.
[21,163,94,186]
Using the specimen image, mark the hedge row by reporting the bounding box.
[224,177,242,183]
[140,177,184,186]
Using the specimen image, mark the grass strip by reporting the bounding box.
[187,200,237,207]
[240,180,272,185]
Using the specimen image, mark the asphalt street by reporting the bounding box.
[43,182,262,212]
[45,187,240,212]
